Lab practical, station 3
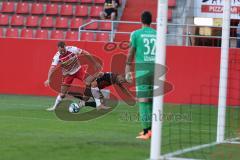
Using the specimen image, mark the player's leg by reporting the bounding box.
[47,75,73,111]
[136,100,152,140]
[135,73,154,140]
[46,85,69,111]
[70,88,110,110]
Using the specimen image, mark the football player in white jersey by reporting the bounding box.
[44,41,101,111]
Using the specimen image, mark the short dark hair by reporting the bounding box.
[141,11,152,25]
[58,41,66,48]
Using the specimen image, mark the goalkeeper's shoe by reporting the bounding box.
[136,130,152,140]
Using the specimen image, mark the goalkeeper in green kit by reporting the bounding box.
[125,11,156,140]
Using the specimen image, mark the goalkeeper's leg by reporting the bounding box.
[136,101,152,140]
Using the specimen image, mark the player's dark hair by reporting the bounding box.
[58,41,66,48]
[141,11,152,25]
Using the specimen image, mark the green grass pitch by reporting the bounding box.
[0,94,240,160]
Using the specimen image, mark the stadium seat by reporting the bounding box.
[16,2,29,14]
[40,16,54,28]
[35,29,49,39]
[0,14,9,26]
[85,19,98,30]
[46,4,58,15]
[51,30,64,39]
[21,29,34,38]
[99,22,112,31]
[168,0,176,7]
[168,9,173,20]
[96,33,109,41]
[70,18,83,29]
[90,6,103,18]
[60,4,73,16]
[6,28,19,38]
[64,0,79,2]
[31,3,44,15]
[75,5,88,17]
[26,16,39,27]
[66,31,79,40]
[80,32,94,41]
[81,0,93,4]
[55,17,69,29]
[94,0,105,4]
[0,28,3,37]
[11,15,24,26]
[1,2,15,13]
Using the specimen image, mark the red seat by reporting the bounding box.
[0,28,3,37]
[16,2,29,14]
[55,17,69,29]
[80,32,94,41]
[94,0,105,4]
[11,15,24,26]
[75,5,88,17]
[40,16,54,28]
[70,18,83,29]
[31,3,44,15]
[168,0,176,7]
[21,29,34,38]
[0,14,9,26]
[90,6,103,18]
[46,4,58,15]
[81,0,92,4]
[1,2,15,13]
[64,0,79,2]
[66,31,79,40]
[60,4,73,16]
[26,16,39,27]
[51,30,64,39]
[168,9,173,20]
[99,22,112,31]
[6,28,19,38]
[96,33,109,41]
[35,29,49,39]
[85,19,98,30]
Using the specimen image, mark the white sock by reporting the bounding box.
[91,87,100,99]
[95,98,101,108]
[53,95,63,108]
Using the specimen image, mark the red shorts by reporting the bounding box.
[62,65,88,85]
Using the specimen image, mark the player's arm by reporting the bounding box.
[44,65,57,87]
[125,33,136,83]
[81,49,102,71]
[44,54,59,87]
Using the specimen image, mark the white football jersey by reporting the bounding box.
[51,46,83,75]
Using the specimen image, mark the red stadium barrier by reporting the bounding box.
[0,38,240,105]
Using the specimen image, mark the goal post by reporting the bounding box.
[150,0,240,159]
[150,0,168,159]
[216,0,231,143]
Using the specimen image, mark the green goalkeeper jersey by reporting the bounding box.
[130,26,156,98]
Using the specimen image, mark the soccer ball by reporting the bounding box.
[68,103,80,113]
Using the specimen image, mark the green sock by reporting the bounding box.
[139,102,153,130]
